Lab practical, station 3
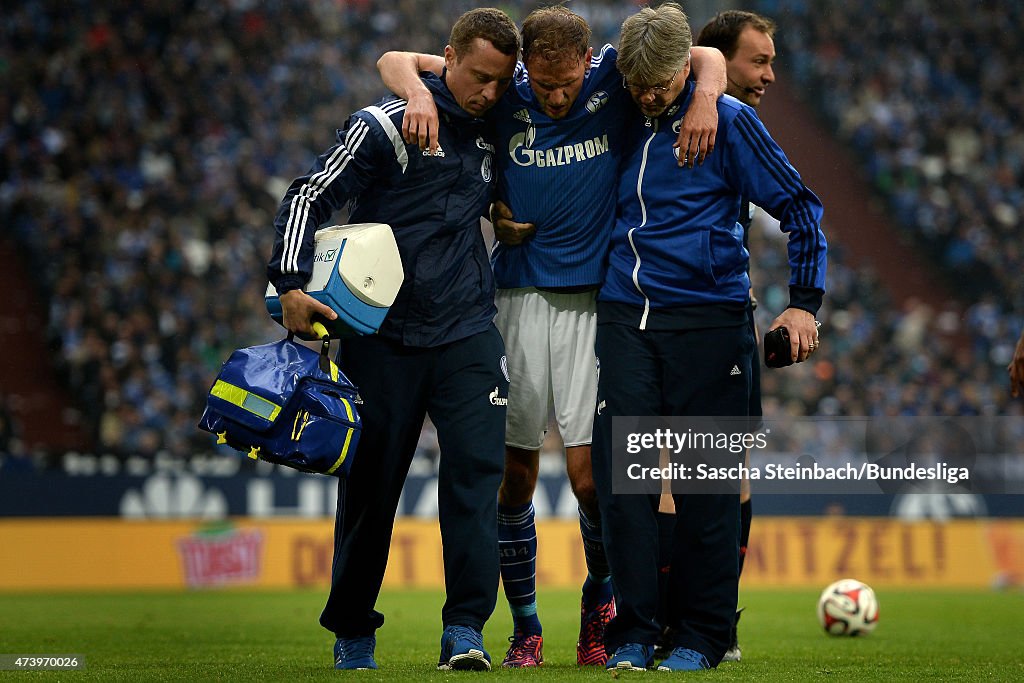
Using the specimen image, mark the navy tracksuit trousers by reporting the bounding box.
[592,321,753,665]
[320,324,508,637]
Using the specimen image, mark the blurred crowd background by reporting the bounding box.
[750,0,1022,419]
[1,0,1021,467]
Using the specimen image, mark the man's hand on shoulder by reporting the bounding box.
[376,51,445,155]
[404,90,440,155]
[675,85,718,168]
[676,45,725,167]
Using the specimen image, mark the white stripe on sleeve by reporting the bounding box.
[281,120,369,274]
[364,104,409,173]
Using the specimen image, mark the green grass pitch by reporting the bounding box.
[0,588,1020,680]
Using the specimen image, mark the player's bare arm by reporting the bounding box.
[377,51,444,153]
[490,200,536,246]
[675,45,726,168]
[769,307,818,364]
[1009,329,1024,398]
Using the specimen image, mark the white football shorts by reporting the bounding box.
[493,287,598,450]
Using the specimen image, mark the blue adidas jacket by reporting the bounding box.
[599,82,826,329]
[268,72,498,348]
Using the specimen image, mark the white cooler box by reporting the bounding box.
[266,223,404,337]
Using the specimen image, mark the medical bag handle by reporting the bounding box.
[287,321,333,376]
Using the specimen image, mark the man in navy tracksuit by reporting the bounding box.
[593,3,827,672]
[266,9,520,672]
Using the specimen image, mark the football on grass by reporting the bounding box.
[817,578,879,636]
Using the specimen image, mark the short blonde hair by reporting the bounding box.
[522,6,590,66]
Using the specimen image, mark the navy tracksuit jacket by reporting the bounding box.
[268,72,508,637]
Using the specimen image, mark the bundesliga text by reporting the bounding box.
[626,461,970,484]
[609,416,1020,495]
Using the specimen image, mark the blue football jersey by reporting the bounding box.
[491,45,630,289]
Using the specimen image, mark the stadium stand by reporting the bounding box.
[1,0,1020,465]
[760,1,1023,290]
[750,0,1023,416]
[0,1,636,460]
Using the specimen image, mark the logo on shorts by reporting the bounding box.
[500,355,510,383]
[597,399,606,415]
[489,386,508,406]
[729,365,742,376]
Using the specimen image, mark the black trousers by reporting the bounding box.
[747,303,762,418]
[320,325,508,637]
[592,322,753,665]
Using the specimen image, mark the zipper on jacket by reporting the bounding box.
[630,118,658,330]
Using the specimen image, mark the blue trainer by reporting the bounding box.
[334,635,377,670]
[606,643,654,671]
[437,625,491,671]
[657,647,711,671]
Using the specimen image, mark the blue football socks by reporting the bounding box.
[498,502,542,635]
[578,507,612,605]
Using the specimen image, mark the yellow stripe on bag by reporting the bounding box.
[210,380,282,422]
[292,410,311,441]
[325,399,356,475]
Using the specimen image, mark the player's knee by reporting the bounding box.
[570,475,598,513]
[499,457,538,504]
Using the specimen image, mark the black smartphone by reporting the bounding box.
[764,326,793,368]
